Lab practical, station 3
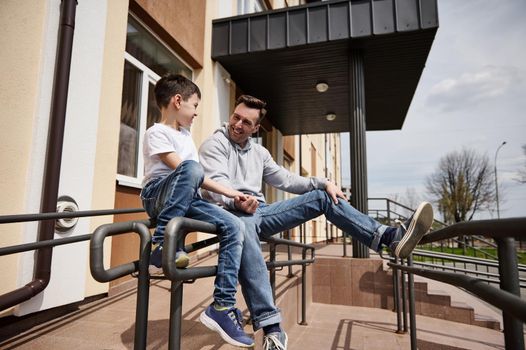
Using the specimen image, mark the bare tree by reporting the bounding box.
[426,148,495,224]
[515,144,526,184]
[403,187,421,210]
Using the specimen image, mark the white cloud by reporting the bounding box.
[426,65,524,112]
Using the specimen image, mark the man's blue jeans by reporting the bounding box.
[141,160,244,307]
[235,189,390,330]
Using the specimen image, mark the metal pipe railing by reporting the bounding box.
[1,209,315,349]
[0,206,145,312]
[90,220,153,350]
[162,217,316,350]
[389,218,526,350]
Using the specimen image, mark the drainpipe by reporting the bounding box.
[0,0,78,312]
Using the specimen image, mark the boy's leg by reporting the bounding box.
[186,199,253,347]
[140,160,204,243]
[141,160,203,272]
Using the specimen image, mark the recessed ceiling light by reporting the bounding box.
[316,82,329,93]
[326,113,336,121]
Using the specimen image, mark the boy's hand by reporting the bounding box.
[226,189,247,200]
[234,195,259,214]
[325,181,347,204]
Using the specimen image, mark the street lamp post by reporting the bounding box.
[494,141,507,219]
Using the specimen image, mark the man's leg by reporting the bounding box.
[236,213,282,330]
[257,190,432,257]
[187,199,253,347]
[257,189,388,251]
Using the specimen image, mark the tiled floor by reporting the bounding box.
[0,244,523,349]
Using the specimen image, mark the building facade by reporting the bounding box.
[0,0,342,317]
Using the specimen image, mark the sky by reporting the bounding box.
[340,0,526,219]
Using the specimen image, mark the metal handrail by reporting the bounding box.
[391,218,526,350]
[162,216,316,350]
[388,262,526,323]
[413,249,526,269]
[0,207,145,224]
[1,211,316,350]
[420,217,526,243]
[90,220,154,350]
[0,207,146,312]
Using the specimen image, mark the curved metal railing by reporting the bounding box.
[389,217,526,350]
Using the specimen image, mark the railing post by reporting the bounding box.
[392,256,403,333]
[300,248,308,325]
[496,237,525,350]
[386,199,391,225]
[169,281,184,350]
[407,256,417,350]
[400,259,408,333]
[286,231,294,278]
[270,243,276,301]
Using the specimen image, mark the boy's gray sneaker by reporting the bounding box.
[148,244,189,275]
[263,331,288,350]
[390,202,433,259]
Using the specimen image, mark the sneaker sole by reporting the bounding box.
[394,202,433,259]
[199,310,254,348]
[175,254,190,268]
[148,255,189,276]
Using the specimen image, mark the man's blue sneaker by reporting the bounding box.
[390,202,434,259]
[199,304,254,347]
[148,244,189,275]
[263,331,288,350]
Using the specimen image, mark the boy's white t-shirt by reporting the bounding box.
[142,123,198,185]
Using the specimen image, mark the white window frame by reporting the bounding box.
[116,14,194,189]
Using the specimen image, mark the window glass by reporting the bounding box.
[126,16,191,78]
[117,61,141,177]
[238,0,266,15]
[116,15,192,187]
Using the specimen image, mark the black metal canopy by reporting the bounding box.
[212,0,438,135]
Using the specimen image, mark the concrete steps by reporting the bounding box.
[312,244,502,330]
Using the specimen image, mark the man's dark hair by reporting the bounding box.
[154,73,201,109]
[235,95,267,124]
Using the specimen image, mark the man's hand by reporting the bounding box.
[234,195,259,214]
[325,181,347,204]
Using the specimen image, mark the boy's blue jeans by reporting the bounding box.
[141,160,244,307]
[235,189,390,330]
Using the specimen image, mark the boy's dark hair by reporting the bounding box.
[236,95,267,124]
[154,73,201,109]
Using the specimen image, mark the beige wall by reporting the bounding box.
[0,0,48,301]
[85,0,130,297]
[131,0,206,68]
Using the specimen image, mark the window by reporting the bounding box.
[238,0,266,15]
[117,15,192,187]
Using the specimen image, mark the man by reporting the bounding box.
[199,95,434,350]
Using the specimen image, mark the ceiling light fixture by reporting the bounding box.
[315,82,329,93]
[325,113,336,121]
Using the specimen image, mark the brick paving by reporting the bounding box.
[0,243,523,349]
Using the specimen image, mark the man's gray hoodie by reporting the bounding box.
[199,124,326,209]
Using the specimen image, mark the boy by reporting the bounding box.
[140,74,253,347]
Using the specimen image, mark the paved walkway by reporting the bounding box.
[0,243,523,349]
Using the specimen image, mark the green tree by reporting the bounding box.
[426,148,495,224]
